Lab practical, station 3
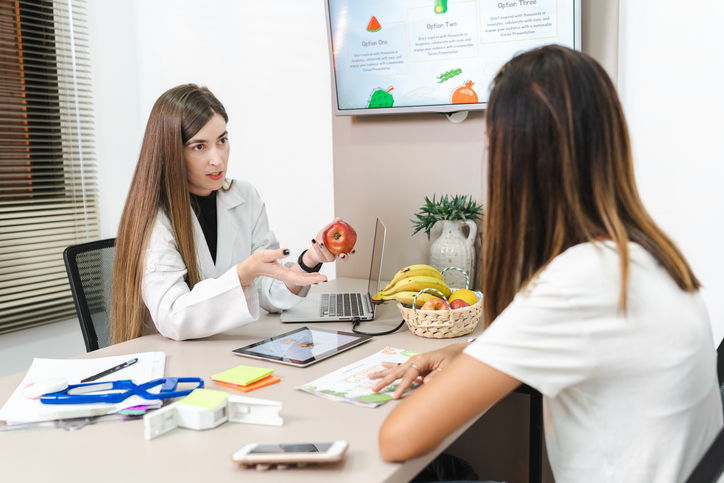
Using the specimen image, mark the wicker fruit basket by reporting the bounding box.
[398,267,483,339]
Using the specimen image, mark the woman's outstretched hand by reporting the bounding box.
[237,248,327,288]
[368,343,468,399]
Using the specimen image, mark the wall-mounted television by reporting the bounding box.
[325,0,581,116]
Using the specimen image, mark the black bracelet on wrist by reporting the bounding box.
[298,249,323,273]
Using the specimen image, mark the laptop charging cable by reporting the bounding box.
[351,317,406,336]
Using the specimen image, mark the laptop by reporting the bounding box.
[280,218,386,323]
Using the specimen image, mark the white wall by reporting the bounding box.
[90,0,335,275]
[618,1,724,345]
[87,1,142,240]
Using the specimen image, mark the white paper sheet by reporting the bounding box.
[0,352,165,424]
[297,347,419,408]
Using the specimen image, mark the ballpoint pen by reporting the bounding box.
[81,357,138,383]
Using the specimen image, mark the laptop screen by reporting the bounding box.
[367,218,386,298]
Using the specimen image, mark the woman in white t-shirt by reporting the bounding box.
[370,45,722,482]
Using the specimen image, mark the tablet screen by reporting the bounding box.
[232,327,372,367]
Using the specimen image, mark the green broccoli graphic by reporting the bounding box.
[367,87,395,108]
[437,68,462,83]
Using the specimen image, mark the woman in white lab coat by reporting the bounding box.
[110,84,344,343]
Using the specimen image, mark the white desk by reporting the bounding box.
[0,278,487,483]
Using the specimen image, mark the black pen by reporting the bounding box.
[81,358,138,383]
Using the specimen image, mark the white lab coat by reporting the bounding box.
[141,180,308,340]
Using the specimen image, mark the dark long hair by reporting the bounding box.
[111,84,228,343]
[483,45,699,325]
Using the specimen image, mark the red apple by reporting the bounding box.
[420,297,450,311]
[450,299,470,310]
[323,220,357,255]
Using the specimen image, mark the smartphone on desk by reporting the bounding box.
[233,441,348,465]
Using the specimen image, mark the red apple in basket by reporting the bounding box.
[323,220,357,255]
[450,299,470,310]
[420,297,450,311]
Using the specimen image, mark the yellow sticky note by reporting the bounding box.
[212,365,274,387]
[180,389,228,409]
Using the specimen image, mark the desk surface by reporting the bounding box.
[0,279,485,483]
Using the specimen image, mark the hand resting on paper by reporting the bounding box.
[368,343,468,399]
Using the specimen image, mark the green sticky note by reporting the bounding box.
[212,365,274,386]
[180,389,228,409]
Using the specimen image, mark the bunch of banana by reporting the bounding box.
[371,291,442,307]
[379,264,445,292]
[371,264,450,306]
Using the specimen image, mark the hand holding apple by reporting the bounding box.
[323,219,357,255]
[305,218,357,267]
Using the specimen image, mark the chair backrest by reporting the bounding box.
[63,238,116,352]
[718,337,724,390]
[684,338,724,483]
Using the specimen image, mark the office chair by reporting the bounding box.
[684,338,724,483]
[63,238,116,352]
[514,384,543,483]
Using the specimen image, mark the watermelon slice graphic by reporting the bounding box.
[367,16,381,32]
[368,87,394,108]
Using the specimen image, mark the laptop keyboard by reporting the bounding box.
[321,293,365,318]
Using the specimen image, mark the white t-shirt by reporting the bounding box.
[465,242,722,483]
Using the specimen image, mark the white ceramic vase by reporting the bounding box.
[429,219,477,289]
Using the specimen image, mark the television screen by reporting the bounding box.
[325,0,581,116]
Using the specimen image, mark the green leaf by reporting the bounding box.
[411,194,483,239]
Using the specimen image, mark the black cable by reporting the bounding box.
[351,317,406,336]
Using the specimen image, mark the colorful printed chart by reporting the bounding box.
[298,347,419,408]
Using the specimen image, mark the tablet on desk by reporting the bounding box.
[232,327,372,368]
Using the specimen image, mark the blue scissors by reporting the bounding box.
[39,377,204,405]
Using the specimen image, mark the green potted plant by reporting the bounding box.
[411,195,483,288]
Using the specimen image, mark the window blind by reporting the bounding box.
[0,0,98,333]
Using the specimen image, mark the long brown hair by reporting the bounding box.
[111,84,228,343]
[483,45,699,325]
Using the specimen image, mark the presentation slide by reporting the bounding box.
[328,0,578,111]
